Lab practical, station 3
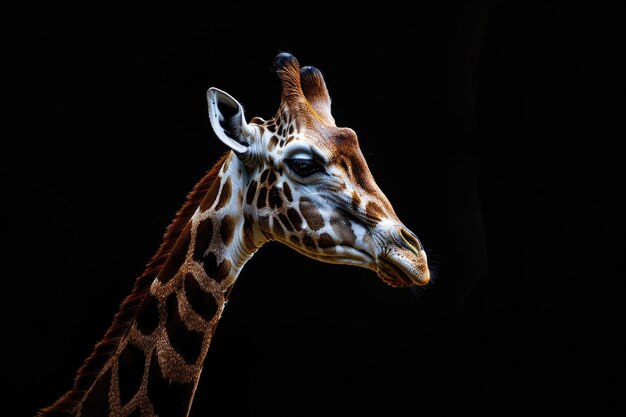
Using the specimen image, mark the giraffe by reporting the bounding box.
[36,52,430,417]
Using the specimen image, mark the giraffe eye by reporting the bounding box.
[285,158,323,177]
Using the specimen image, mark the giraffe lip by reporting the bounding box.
[376,256,416,288]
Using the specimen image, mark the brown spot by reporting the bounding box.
[330,212,357,246]
[184,273,218,321]
[268,135,279,151]
[213,258,231,283]
[302,235,316,250]
[200,178,221,211]
[283,182,293,202]
[260,169,270,184]
[242,216,256,252]
[158,223,191,283]
[352,191,361,212]
[365,201,385,223]
[165,293,204,364]
[290,235,300,246]
[285,135,295,145]
[279,213,294,232]
[257,187,268,209]
[268,187,282,209]
[267,123,276,133]
[147,350,194,417]
[340,159,350,176]
[118,342,145,406]
[288,124,294,134]
[267,171,277,185]
[220,215,235,246]
[272,217,285,239]
[350,158,376,193]
[258,215,270,232]
[246,180,258,205]
[318,233,335,249]
[287,208,303,231]
[193,218,213,261]
[81,368,111,416]
[279,139,286,147]
[299,197,324,231]
[136,294,159,335]
[215,177,232,211]
[202,252,217,279]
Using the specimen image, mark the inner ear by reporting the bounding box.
[217,99,242,140]
[207,87,256,154]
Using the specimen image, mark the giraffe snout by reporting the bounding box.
[374,225,430,287]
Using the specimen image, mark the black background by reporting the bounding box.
[4,2,623,416]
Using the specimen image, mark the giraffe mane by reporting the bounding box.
[37,152,231,417]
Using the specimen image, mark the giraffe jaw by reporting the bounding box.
[286,243,376,269]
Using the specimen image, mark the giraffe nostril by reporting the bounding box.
[399,228,423,254]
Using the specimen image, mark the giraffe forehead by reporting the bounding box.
[263,123,361,160]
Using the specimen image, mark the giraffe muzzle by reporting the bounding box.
[375,227,430,287]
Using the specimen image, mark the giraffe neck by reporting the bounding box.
[75,152,264,417]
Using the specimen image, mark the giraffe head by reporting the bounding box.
[207,53,429,287]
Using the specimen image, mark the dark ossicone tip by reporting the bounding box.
[273,52,298,71]
[300,66,326,92]
[300,65,321,77]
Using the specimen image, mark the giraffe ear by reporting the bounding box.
[207,87,258,155]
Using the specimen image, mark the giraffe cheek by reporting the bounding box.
[287,208,303,231]
[257,187,268,209]
[330,212,357,246]
[299,197,324,231]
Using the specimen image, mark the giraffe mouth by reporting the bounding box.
[376,255,430,288]
[376,256,415,288]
